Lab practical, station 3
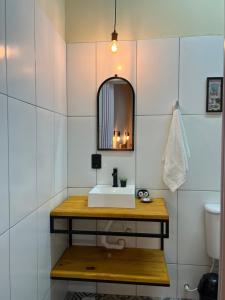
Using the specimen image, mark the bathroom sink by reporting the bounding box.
[88,185,135,208]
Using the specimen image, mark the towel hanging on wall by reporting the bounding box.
[162,102,190,192]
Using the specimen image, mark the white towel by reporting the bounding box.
[162,108,190,192]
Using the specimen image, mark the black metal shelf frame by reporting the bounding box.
[50,216,169,250]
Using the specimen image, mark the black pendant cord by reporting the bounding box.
[114,0,117,32]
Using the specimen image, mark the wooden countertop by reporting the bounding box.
[51,196,169,220]
[51,246,170,286]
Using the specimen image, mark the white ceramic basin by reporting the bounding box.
[88,185,135,208]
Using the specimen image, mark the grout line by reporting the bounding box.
[95,41,98,249]
[66,35,223,45]
[4,0,12,298]
[0,87,220,118]
[176,190,179,297]
[67,187,221,193]
[33,1,39,297]
[0,227,10,239]
[178,37,181,103]
[5,93,67,117]
[7,188,67,233]
[135,39,138,252]
[66,41,70,223]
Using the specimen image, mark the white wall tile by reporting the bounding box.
[137,38,179,115]
[97,41,136,90]
[68,187,96,246]
[35,4,54,110]
[180,36,224,114]
[97,282,136,296]
[136,115,171,189]
[6,0,35,104]
[178,190,220,265]
[182,115,222,191]
[68,281,96,293]
[37,201,51,300]
[54,114,67,194]
[137,264,177,298]
[0,0,7,93]
[97,220,136,248]
[0,231,10,300]
[68,117,96,187]
[0,95,9,235]
[37,108,54,206]
[72,219,97,246]
[43,289,51,300]
[67,43,96,116]
[50,190,68,267]
[177,264,209,300]
[68,187,91,196]
[51,281,68,300]
[97,152,135,185]
[137,190,177,264]
[9,98,37,225]
[10,211,38,300]
[53,32,67,115]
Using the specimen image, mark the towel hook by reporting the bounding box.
[173,100,179,111]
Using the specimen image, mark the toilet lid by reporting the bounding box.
[204,203,220,214]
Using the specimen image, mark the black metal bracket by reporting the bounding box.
[50,216,169,250]
[50,276,170,287]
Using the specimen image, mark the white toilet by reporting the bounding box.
[204,203,221,260]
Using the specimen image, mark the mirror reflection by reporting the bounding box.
[97,76,134,150]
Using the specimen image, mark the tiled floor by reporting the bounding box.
[65,293,184,300]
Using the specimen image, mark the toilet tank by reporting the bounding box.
[204,203,220,260]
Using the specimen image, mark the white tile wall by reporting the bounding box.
[180,36,224,114]
[6,0,36,104]
[67,43,96,116]
[37,108,55,206]
[9,98,37,226]
[177,264,209,300]
[0,231,10,300]
[0,94,9,235]
[68,281,96,293]
[137,190,177,264]
[51,281,68,300]
[67,36,223,298]
[137,38,179,115]
[38,201,52,300]
[50,190,68,267]
[1,1,67,300]
[96,41,137,90]
[54,114,67,193]
[97,152,135,185]
[10,211,38,300]
[68,117,96,187]
[97,283,136,296]
[97,220,136,248]
[182,115,222,191]
[137,264,177,298]
[36,4,54,111]
[178,191,220,266]
[136,115,171,189]
[0,0,6,93]
[53,32,67,115]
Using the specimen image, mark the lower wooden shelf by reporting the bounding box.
[51,246,170,286]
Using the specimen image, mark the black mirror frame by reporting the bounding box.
[97,75,135,151]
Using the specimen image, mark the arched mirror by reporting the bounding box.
[97,76,135,151]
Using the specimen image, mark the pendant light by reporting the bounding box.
[111,0,118,53]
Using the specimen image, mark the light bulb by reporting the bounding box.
[111,40,118,53]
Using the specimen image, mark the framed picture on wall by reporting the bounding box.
[206,77,223,113]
